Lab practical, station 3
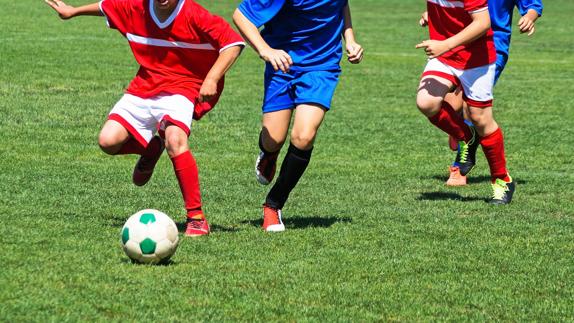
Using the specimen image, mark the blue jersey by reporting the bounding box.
[489,0,543,82]
[238,0,348,72]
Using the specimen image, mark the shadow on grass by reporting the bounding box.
[417,191,485,202]
[241,216,352,230]
[120,257,176,266]
[431,175,528,185]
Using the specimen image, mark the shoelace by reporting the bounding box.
[187,218,205,229]
[458,141,470,163]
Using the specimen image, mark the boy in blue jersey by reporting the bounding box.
[420,0,543,186]
[233,0,363,232]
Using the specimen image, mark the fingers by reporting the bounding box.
[415,41,428,49]
[528,25,536,36]
[272,51,292,73]
[347,45,364,64]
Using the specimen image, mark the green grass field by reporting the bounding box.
[1,0,573,320]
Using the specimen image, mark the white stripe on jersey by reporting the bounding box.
[469,7,489,13]
[427,0,464,8]
[126,33,216,50]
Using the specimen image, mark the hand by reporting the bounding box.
[258,47,293,73]
[419,11,428,27]
[518,10,538,36]
[415,39,451,59]
[44,0,76,19]
[198,79,218,103]
[346,42,364,64]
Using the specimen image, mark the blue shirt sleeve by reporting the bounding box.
[238,0,286,28]
[516,0,543,16]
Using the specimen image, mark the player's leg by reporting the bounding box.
[101,94,165,186]
[416,61,476,153]
[443,89,469,186]
[255,70,295,185]
[460,64,514,204]
[256,109,292,185]
[154,94,208,236]
[264,104,326,232]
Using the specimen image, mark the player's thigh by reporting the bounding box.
[417,60,457,115]
[290,104,326,149]
[261,109,293,146]
[98,119,130,151]
[444,87,464,113]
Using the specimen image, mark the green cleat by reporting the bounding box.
[489,177,515,205]
[454,126,480,176]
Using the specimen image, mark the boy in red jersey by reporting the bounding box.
[45,0,244,234]
[415,0,515,204]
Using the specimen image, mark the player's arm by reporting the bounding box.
[342,3,363,64]
[419,11,428,27]
[44,0,103,19]
[416,9,491,59]
[198,46,243,103]
[232,9,292,73]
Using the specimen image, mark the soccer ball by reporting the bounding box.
[120,209,179,264]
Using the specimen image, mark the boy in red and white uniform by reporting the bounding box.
[46,0,244,233]
[416,0,515,204]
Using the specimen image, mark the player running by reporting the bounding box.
[45,0,244,236]
[422,0,543,186]
[416,0,515,204]
[233,0,363,232]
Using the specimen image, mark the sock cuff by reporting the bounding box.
[288,142,313,159]
[480,127,503,145]
[171,150,194,169]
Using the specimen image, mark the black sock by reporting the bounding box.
[265,143,313,209]
[259,131,279,155]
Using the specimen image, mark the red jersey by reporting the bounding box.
[427,0,496,69]
[99,0,244,119]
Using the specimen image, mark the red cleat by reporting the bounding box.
[446,166,467,186]
[185,214,210,237]
[262,205,285,232]
[132,136,165,186]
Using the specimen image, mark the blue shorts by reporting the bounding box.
[262,69,341,113]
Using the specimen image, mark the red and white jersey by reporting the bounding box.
[99,0,244,119]
[427,0,496,69]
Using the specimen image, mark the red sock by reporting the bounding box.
[171,151,203,219]
[117,137,160,158]
[428,102,472,142]
[480,128,510,182]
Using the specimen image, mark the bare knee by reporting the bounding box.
[164,129,189,158]
[290,129,317,150]
[416,95,442,117]
[98,133,123,155]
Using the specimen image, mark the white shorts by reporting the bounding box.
[422,58,495,107]
[108,93,194,147]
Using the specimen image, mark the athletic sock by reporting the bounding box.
[480,127,510,183]
[428,102,473,142]
[265,143,313,209]
[259,131,280,156]
[117,136,161,157]
[170,151,203,218]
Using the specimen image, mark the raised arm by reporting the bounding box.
[232,9,292,73]
[416,9,491,59]
[44,0,103,19]
[342,3,363,64]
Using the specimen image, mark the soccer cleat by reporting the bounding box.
[255,151,278,185]
[132,137,165,186]
[448,135,459,151]
[489,177,515,205]
[185,214,210,237]
[262,204,285,232]
[454,126,480,176]
[446,166,467,186]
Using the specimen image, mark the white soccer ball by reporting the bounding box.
[121,209,179,264]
